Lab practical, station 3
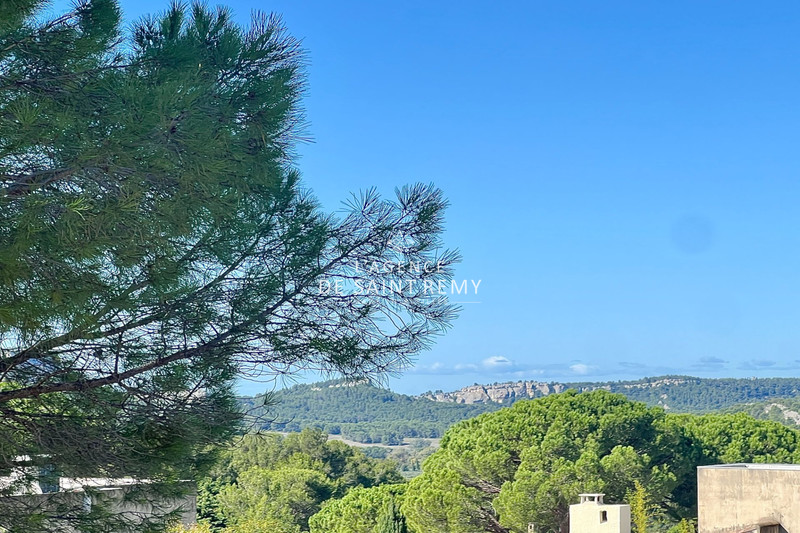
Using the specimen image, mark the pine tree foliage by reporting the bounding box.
[0,1,458,531]
[376,497,409,533]
[307,483,409,533]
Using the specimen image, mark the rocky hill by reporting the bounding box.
[422,375,800,411]
[422,381,567,403]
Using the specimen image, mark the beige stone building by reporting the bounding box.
[569,493,632,533]
[698,464,800,533]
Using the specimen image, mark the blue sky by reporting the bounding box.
[53,1,800,394]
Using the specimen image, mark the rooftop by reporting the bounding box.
[698,463,800,471]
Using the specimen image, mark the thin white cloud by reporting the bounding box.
[410,356,535,376]
[482,356,512,368]
[570,363,593,375]
[407,356,800,386]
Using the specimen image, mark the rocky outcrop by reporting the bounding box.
[765,402,800,425]
[421,381,566,404]
[420,377,694,405]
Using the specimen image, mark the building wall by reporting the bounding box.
[698,466,800,533]
[97,486,198,527]
[0,486,196,532]
[570,503,631,533]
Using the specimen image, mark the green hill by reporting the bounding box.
[569,375,800,411]
[240,375,800,443]
[720,397,800,427]
[241,380,500,444]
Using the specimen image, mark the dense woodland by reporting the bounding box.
[719,397,800,427]
[238,376,800,444]
[178,389,800,533]
[582,376,800,411]
[189,430,405,533]
[240,380,500,444]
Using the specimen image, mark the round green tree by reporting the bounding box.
[308,484,409,533]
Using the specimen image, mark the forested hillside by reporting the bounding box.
[239,376,800,444]
[722,398,800,427]
[240,380,499,444]
[586,376,800,411]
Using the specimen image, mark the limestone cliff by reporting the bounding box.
[420,377,695,405]
[421,380,567,404]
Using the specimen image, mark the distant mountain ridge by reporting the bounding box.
[239,375,800,444]
[421,375,800,411]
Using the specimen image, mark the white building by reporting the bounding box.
[569,493,632,533]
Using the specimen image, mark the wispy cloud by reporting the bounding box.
[691,356,728,371]
[410,355,800,382]
[736,359,800,371]
[569,363,594,375]
[411,355,537,376]
[482,356,512,368]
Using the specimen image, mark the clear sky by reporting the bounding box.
[52,1,800,395]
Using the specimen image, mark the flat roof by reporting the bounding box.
[698,463,800,471]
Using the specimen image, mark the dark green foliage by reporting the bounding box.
[719,398,800,427]
[0,1,457,531]
[565,376,800,412]
[376,498,409,533]
[241,379,498,443]
[661,410,800,514]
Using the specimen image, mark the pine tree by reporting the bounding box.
[375,498,408,533]
[0,1,457,530]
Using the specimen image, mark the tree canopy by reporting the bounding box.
[199,429,404,532]
[0,1,457,530]
[308,484,409,533]
[399,390,800,533]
